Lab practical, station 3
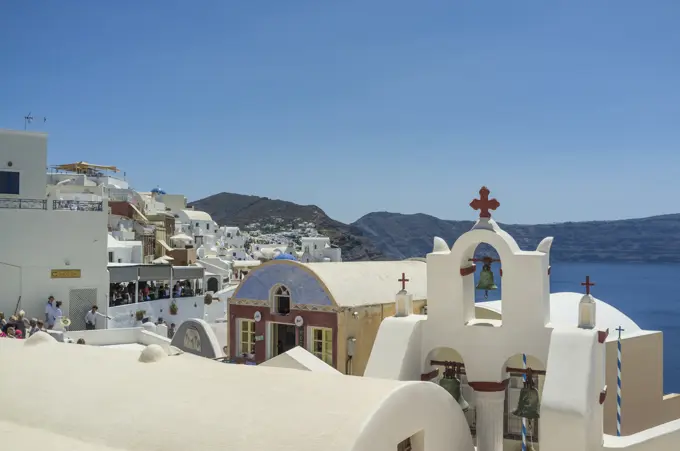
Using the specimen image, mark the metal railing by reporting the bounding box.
[0,198,47,210]
[52,200,104,212]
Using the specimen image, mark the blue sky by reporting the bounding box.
[2,1,680,224]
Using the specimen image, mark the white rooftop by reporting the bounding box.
[0,337,439,451]
[303,260,427,307]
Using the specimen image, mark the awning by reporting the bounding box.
[172,266,205,280]
[158,239,173,252]
[139,265,172,281]
[170,233,193,242]
[129,203,149,224]
[109,266,139,283]
[233,260,261,268]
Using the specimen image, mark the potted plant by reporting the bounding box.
[204,293,213,305]
[169,301,178,315]
[135,309,146,321]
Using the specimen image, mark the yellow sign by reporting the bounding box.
[50,269,81,279]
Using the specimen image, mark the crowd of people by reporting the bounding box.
[109,280,201,306]
[0,310,45,339]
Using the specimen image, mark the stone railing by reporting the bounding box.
[0,198,47,210]
[52,200,104,212]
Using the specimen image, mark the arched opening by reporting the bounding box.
[459,242,504,326]
[207,277,219,293]
[271,284,291,315]
[502,353,546,449]
[424,347,475,444]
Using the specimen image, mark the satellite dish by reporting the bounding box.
[60,317,72,328]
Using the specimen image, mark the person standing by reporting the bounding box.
[45,296,57,330]
[53,301,64,328]
[84,305,110,330]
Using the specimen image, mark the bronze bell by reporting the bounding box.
[512,374,540,419]
[476,263,498,299]
[439,365,469,412]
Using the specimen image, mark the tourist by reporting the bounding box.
[36,320,45,332]
[29,319,40,336]
[84,305,109,330]
[76,338,86,345]
[6,327,15,338]
[168,323,176,339]
[45,296,57,329]
[54,301,64,325]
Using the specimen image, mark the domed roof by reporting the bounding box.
[273,253,298,261]
[151,187,166,195]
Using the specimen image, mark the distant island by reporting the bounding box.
[190,192,680,263]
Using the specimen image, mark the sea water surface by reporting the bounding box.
[474,262,680,393]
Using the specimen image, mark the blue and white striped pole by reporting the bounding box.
[522,353,527,451]
[616,326,624,436]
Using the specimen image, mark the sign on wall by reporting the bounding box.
[51,269,81,279]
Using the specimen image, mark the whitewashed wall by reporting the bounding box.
[108,295,227,328]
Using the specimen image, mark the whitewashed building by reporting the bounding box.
[299,236,342,262]
[0,129,109,323]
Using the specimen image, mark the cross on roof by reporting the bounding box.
[616,326,625,339]
[581,275,595,295]
[398,272,409,291]
[470,186,500,219]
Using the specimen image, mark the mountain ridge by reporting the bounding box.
[189,192,680,263]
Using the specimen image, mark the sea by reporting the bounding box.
[473,262,680,394]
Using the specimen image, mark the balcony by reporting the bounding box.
[0,198,47,210]
[52,200,104,212]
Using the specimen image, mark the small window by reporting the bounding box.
[108,252,114,262]
[232,252,236,257]
[239,319,256,356]
[273,285,291,315]
[310,327,333,365]
[195,222,199,227]
[206,223,210,230]
[314,244,317,250]
[0,171,20,195]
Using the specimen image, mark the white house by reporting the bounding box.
[0,129,109,324]
[299,236,342,262]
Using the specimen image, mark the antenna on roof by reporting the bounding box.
[24,112,34,130]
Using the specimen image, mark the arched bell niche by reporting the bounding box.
[456,239,511,326]
[501,353,546,447]
[424,347,475,437]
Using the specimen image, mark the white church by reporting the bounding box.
[2,170,680,451]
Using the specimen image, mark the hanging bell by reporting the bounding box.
[439,369,469,412]
[512,382,540,419]
[476,264,498,299]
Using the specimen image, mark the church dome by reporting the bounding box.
[151,187,166,195]
[273,253,298,261]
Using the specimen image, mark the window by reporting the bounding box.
[206,223,210,230]
[108,252,114,263]
[273,285,291,315]
[195,222,199,227]
[0,171,20,195]
[239,319,255,356]
[310,327,333,365]
[314,244,317,250]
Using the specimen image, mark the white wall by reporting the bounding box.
[0,209,110,320]
[0,130,48,199]
[0,131,109,320]
[108,295,227,328]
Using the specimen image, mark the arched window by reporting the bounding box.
[207,277,219,292]
[272,285,291,315]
